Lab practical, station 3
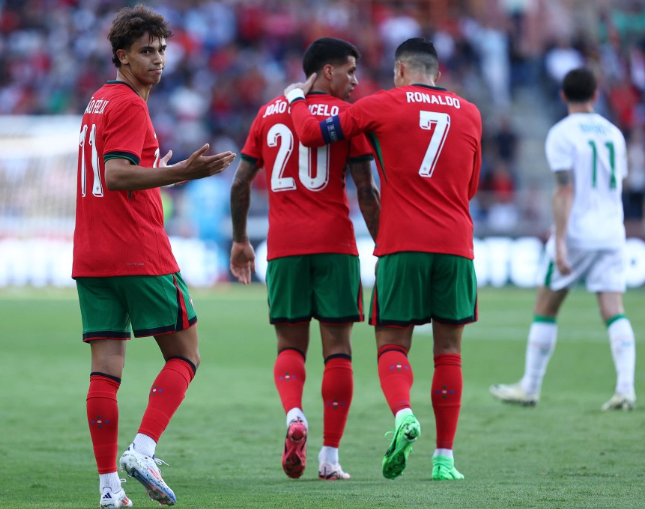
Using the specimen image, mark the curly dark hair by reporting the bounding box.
[108,4,173,68]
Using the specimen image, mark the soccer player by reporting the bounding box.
[284,37,481,481]
[230,37,380,480]
[73,5,236,508]
[490,67,636,411]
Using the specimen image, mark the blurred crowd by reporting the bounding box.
[2,0,645,241]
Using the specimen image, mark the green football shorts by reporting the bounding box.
[76,272,197,342]
[266,254,363,325]
[369,252,477,327]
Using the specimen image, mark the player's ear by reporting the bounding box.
[435,70,442,84]
[322,63,334,80]
[117,49,129,66]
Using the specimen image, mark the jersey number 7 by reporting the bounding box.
[418,111,451,178]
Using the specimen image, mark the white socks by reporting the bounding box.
[132,433,157,457]
[318,446,339,465]
[286,407,308,428]
[434,448,453,459]
[99,472,121,493]
[521,320,557,395]
[607,316,636,395]
[395,408,413,425]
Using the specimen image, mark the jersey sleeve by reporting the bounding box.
[545,126,573,172]
[348,133,374,162]
[103,99,148,165]
[290,94,379,148]
[240,111,264,168]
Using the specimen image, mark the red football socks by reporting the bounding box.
[274,348,306,413]
[138,357,196,442]
[87,373,120,474]
[321,355,353,448]
[377,345,413,414]
[431,354,462,450]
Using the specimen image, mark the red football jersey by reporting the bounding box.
[241,92,373,260]
[291,84,482,259]
[72,81,179,277]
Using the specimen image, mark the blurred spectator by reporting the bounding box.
[624,127,645,224]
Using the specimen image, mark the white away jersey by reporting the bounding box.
[545,112,627,249]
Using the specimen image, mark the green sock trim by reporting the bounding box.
[533,315,556,324]
[605,314,626,328]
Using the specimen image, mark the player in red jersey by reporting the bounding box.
[230,37,380,481]
[74,6,235,507]
[285,38,481,481]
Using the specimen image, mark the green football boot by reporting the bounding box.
[431,455,464,480]
[381,414,421,480]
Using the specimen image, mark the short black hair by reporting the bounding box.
[108,4,172,68]
[395,38,439,75]
[562,67,597,103]
[302,37,360,77]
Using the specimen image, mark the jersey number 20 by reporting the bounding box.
[267,123,330,192]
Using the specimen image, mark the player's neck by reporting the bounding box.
[311,77,331,96]
[403,73,436,87]
[115,69,152,101]
[568,103,594,115]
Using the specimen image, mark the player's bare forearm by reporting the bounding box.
[105,145,236,191]
[350,160,381,241]
[552,170,573,243]
[552,170,573,274]
[230,159,260,243]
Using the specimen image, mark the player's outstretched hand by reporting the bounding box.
[284,73,317,99]
[180,144,237,180]
[230,241,256,285]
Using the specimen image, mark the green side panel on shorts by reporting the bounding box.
[544,261,555,288]
[76,272,197,341]
[371,252,477,327]
[267,254,363,324]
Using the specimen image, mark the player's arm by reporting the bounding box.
[349,160,380,242]
[229,158,262,285]
[284,75,365,148]
[105,144,236,191]
[552,169,574,275]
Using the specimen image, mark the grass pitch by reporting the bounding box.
[1,285,644,508]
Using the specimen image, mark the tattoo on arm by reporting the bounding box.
[349,160,381,242]
[555,170,572,187]
[230,160,261,243]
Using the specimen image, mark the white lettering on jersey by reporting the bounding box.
[308,104,340,116]
[84,97,109,115]
[406,91,460,109]
[262,100,288,118]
